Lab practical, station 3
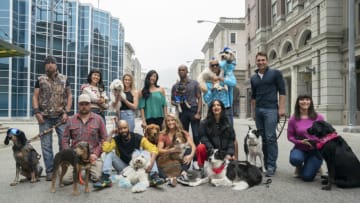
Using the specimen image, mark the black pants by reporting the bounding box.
[146,117,164,131]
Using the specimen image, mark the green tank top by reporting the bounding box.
[138,91,167,119]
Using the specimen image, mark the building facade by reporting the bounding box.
[199,17,247,118]
[245,0,360,125]
[0,0,125,118]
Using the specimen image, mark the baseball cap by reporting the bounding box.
[220,47,233,53]
[44,55,57,64]
[78,94,91,103]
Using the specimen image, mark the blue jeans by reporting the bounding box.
[39,116,65,174]
[290,148,323,181]
[179,106,200,146]
[255,107,278,172]
[102,150,159,175]
[119,110,135,132]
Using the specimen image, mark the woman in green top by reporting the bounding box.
[139,70,168,130]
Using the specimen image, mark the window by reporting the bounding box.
[286,0,293,14]
[247,7,250,23]
[230,33,236,44]
[272,2,277,25]
[247,36,251,51]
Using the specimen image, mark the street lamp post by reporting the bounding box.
[197,20,228,49]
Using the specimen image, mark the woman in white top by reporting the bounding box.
[81,69,109,122]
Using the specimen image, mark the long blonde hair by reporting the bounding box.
[122,73,135,91]
[161,113,185,138]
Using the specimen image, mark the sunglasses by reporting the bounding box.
[210,64,219,67]
[7,128,20,136]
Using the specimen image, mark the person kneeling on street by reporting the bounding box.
[94,120,164,188]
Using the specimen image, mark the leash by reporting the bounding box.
[276,115,287,140]
[264,178,272,188]
[30,122,63,141]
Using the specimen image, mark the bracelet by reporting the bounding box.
[33,108,41,115]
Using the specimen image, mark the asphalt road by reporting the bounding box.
[0,118,359,203]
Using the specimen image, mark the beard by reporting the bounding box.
[79,108,90,115]
[120,131,130,141]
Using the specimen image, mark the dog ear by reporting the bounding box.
[19,131,27,146]
[322,121,336,134]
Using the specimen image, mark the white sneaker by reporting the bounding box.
[192,161,199,170]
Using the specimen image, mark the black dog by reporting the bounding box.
[226,160,263,190]
[4,128,42,186]
[51,142,91,195]
[307,120,360,190]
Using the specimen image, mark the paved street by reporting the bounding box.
[0,118,359,203]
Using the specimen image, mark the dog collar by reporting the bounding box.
[316,133,338,149]
[212,163,226,174]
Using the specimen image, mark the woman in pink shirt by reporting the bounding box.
[287,94,323,181]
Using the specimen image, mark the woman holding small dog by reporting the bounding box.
[287,94,324,181]
[81,69,109,122]
[196,99,236,178]
[157,113,196,186]
[139,70,167,130]
[113,73,138,132]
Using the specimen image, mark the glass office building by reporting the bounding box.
[0,0,124,118]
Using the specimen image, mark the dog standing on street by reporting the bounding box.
[51,141,91,195]
[244,126,266,172]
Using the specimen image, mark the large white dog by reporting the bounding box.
[109,79,126,112]
[114,151,150,193]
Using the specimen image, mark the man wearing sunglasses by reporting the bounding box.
[32,55,72,181]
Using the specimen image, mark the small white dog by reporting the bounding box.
[244,126,266,172]
[197,66,226,93]
[109,79,126,112]
[115,151,150,193]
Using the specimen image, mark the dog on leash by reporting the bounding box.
[307,120,360,190]
[4,128,42,186]
[109,79,126,112]
[51,142,91,195]
[182,149,262,190]
[244,126,266,172]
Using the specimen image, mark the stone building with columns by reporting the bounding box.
[245,0,360,124]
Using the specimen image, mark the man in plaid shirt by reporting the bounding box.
[61,94,108,183]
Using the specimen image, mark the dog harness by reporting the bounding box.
[212,163,226,174]
[316,133,338,149]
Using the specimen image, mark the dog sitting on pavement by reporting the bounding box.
[307,120,360,190]
[179,149,262,190]
[4,128,43,186]
[244,126,266,172]
[51,141,91,195]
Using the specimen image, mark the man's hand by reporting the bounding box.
[35,113,45,124]
[90,154,98,164]
[278,108,286,118]
[194,112,201,120]
[61,113,68,123]
[225,154,236,160]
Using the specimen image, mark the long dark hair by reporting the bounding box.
[294,94,317,120]
[141,70,159,100]
[87,69,105,92]
[205,100,229,131]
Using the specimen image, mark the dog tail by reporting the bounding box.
[232,181,249,191]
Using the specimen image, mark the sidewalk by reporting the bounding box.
[1,117,359,149]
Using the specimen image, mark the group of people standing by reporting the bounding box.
[31,51,323,190]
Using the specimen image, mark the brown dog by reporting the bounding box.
[4,128,42,186]
[51,142,91,195]
[144,124,160,145]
